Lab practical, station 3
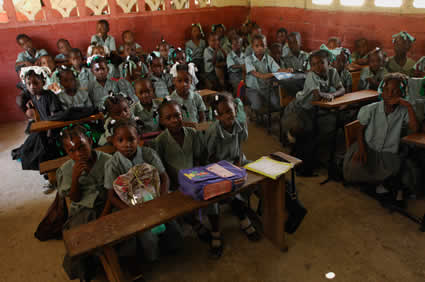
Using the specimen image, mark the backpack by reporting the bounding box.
[178,160,247,201]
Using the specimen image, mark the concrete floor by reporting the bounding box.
[0,121,424,282]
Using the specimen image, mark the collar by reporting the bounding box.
[251,52,267,63]
[171,89,194,101]
[116,146,143,164]
[216,119,243,139]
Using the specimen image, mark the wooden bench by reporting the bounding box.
[30,113,104,133]
[344,120,361,151]
[63,152,297,281]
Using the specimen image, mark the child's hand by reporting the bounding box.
[352,149,367,165]
[72,161,89,181]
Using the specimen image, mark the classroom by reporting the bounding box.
[0,0,424,281]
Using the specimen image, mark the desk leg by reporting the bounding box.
[321,110,341,185]
[262,176,288,252]
[98,246,127,282]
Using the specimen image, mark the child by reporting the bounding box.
[57,67,92,110]
[37,55,60,91]
[69,48,91,86]
[333,48,353,93]
[15,34,48,69]
[98,94,133,146]
[88,56,120,111]
[119,30,142,55]
[170,67,206,126]
[132,78,160,133]
[244,24,264,57]
[170,48,199,90]
[212,24,231,54]
[281,50,345,176]
[55,39,72,62]
[91,19,116,53]
[118,55,149,101]
[343,73,419,204]
[204,32,227,90]
[282,32,309,72]
[147,52,173,98]
[57,125,112,281]
[158,40,172,71]
[227,35,246,95]
[327,37,341,50]
[185,23,206,75]
[276,28,290,57]
[104,119,183,262]
[352,38,369,65]
[386,31,415,76]
[359,48,387,91]
[245,34,285,113]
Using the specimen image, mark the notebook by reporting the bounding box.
[244,157,293,180]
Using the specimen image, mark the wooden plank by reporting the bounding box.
[63,171,268,257]
[195,121,212,131]
[401,133,425,148]
[30,113,104,133]
[312,90,378,109]
[344,120,361,151]
[347,63,368,72]
[351,71,361,92]
[197,89,218,97]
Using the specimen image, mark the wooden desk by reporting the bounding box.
[197,89,218,97]
[347,63,367,72]
[30,113,104,133]
[195,121,212,131]
[402,133,425,149]
[312,90,378,109]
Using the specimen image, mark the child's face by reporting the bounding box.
[135,80,154,105]
[231,38,242,52]
[357,40,368,56]
[18,37,33,52]
[96,22,108,37]
[191,26,201,39]
[60,71,77,92]
[109,100,131,121]
[394,37,411,55]
[175,52,185,64]
[25,75,44,96]
[251,27,262,37]
[208,35,220,49]
[276,32,287,45]
[92,46,106,56]
[270,46,282,62]
[217,101,236,130]
[382,79,402,106]
[288,36,300,54]
[150,58,164,77]
[159,45,169,59]
[310,56,328,78]
[327,40,338,50]
[252,39,266,57]
[63,134,92,163]
[369,53,383,73]
[91,62,109,81]
[69,52,83,69]
[174,71,191,97]
[123,44,136,57]
[39,56,56,72]
[111,126,139,159]
[58,41,71,56]
[123,32,134,44]
[215,27,224,38]
[334,53,347,73]
[160,104,183,134]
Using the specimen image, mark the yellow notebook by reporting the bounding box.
[244,157,293,180]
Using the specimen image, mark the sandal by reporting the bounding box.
[240,217,262,242]
[193,223,211,243]
[209,232,223,259]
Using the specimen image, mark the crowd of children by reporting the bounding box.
[12,18,425,280]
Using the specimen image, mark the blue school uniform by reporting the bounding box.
[16,49,48,64]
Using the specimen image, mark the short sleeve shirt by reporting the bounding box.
[16,49,48,63]
[339,69,352,91]
[282,50,309,71]
[58,87,92,110]
[185,39,207,60]
[150,73,173,99]
[169,90,207,123]
[91,34,117,52]
[133,101,160,133]
[227,51,246,73]
[204,47,225,74]
[245,53,280,90]
[88,79,120,111]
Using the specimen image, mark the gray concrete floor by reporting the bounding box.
[0,121,424,282]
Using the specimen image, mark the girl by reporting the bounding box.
[104,119,182,262]
[90,19,116,53]
[57,125,112,281]
[132,78,160,133]
[226,35,246,96]
[386,32,415,76]
[169,66,206,126]
[55,38,72,62]
[88,56,120,111]
[57,67,92,110]
[185,23,206,74]
[204,32,227,91]
[352,38,369,65]
[119,30,143,55]
[170,48,199,90]
[343,73,419,205]
[359,48,387,91]
[37,55,60,91]
[281,50,345,176]
[69,48,91,86]
[212,24,231,54]
[117,55,148,102]
[147,52,173,98]
[276,27,290,57]
[333,48,352,93]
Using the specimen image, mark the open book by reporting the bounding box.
[244,157,293,180]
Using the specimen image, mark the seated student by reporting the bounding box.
[98,94,133,146]
[352,38,369,65]
[147,52,173,98]
[212,24,231,54]
[276,27,290,58]
[132,78,160,133]
[37,55,60,92]
[119,30,142,55]
[15,34,48,70]
[359,48,387,91]
[104,119,183,262]
[170,48,199,90]
[326,36,341,50]
[270,43,285,68]
[56,125,112,281]
[282,32,309,72]
[117,54,148,102]
[333,48,353,93]
[244,24,264,57]
[69,48,91,86]
[56,67,92,110]
[158,39,173,72]
[185,23,207,76]
[386,32,416,76]
[281,50,345,176]
[227,35,246,96]
[87,45,120,79]
[170,65,206,126]
[55,39,72,62]
[204,32,227,91]
[343,73,419,205]
[91,19,116,53]
[87,56,120,111]
[245,34,286,114]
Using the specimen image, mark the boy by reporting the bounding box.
[276,28,290,58]
[282,32,309,72]
[15,34,48,70]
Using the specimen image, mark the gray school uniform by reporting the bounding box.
[72,67,91,87]
[133,102,160,133]
[282,50,309,72]
[343,101,409,183]
[245,53,280,111]
[220,36,232,54]
[118,61,149,79]
[227,51,245,90]
[386,56,415,76]
[185,39,207,61]
[117,78,139,103]
[204,46,225,74]
[58,88,92,110]
[339,69,352,92]
[282,43,290,58]
[90,34,116,52]
[169,90,207,123]
[149,73,173,98]
[16,49,48,63]
[407,77,425,124]
[88,78,120,110]
[358,67,387,91]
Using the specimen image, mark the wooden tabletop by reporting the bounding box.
[30,113,104,132]
[197,89,218,97]
[195,121,212,131]
[312,90,379,109]
[347,63,368,72]
[401,133,425,148]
